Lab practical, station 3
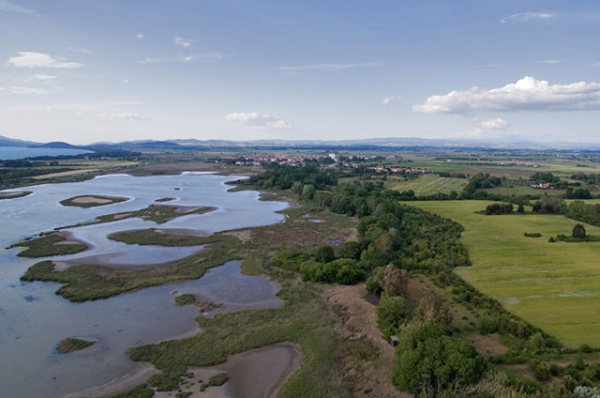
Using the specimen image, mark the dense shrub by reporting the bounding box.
[485,203,513,215]
[376,295,411,339]
[392,323,486,396]
[271,250,311,271]
[300,258,365,284]
[573,223,587,239]
[574,386,600,398]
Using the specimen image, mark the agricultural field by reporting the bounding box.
[387,174,468,196]
[411,200,600,347]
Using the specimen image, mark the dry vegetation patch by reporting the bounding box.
[323,284,409,398]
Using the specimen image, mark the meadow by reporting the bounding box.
[386,174,468,196]
[411,200,600,347]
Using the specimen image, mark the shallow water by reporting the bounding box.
[0,173,287,397]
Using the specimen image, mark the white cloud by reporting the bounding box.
[480,118,508,129]
[139,53,223,64]
[382,95,402,105]
[0,86,48,95]
[538,59,562,65]
[98,112,148,121]
[11,74,57,83]
[69,46,92,54]
[0,0,33,13]
[31,74,57,81]
[413,76,600,113]
[279,62,382,74]
[226,112,292,129]
[183,53,223,61]
[139,57,160,64]
[174,37,192,47]
[136,33,144,40]
[501,12,555,23]
[7,52,83,68]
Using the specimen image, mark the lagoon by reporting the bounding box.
[0,146,93,160]
[0,172,287,397]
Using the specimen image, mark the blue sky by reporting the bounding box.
[1,1,600,145]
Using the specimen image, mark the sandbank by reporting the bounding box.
[154,343,303,398]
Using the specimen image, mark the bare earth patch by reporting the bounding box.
[466,334,509,358]
[32,169,100,180]
[223,230,253,244]
[153,343,302,398]
[72,196,112,205]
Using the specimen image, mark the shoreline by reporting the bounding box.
[153,343,303,398]
[68,342,302,398]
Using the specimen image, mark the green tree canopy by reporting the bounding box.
[392,323,486,397]
[376,295,411,339]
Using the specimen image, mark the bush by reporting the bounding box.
[365,275,383,296]
[208,373,229,386]
[574,386,600,398]
[174,294,196,306]
[524,232,542,238]
[529,360,551,381]
[573,224,587,239]
[478,315,499,335]
[300,258,365,285]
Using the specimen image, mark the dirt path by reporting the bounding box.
[323,284,410,398]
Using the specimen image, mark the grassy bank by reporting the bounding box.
[108,228,218,246]
[97,204,214,224]
[20,234,242,302]
[10,233,88,258]
[411,200,600,347]
[57,338,95,353]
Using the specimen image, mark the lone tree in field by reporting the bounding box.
[572,223,587,239]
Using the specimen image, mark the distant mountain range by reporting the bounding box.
[1,134,599,152]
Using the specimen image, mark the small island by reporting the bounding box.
[10,233,88,258]
[60,195,128,208]
[57,337,96,354]
[0,190,32,200]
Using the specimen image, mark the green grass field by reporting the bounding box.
[410,200,600,347]
[387,174,468,196]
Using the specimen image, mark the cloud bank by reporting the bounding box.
[480,118,508,129]
[7,52,83,68]
[174,37,192,47]
[0,0,32,13]
[413,76,600,113]
[279,62,381,74]
[0,86,48,95]
[98,112,148,121]
[501,12,555,23]
[226,112,292,129]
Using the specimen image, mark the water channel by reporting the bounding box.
[0,172,288,397]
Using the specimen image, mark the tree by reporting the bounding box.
[376,295,411,339]
[392,324,486,396]
[315,245,335,263]
[416,292,453,327]
[376,263,408,297]
[573,223,587,239]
